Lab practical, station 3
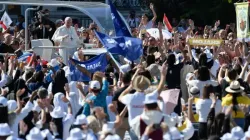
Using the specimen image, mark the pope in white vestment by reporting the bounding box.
[52,17,81,63]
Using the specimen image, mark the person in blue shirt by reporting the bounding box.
[82,73,109,118]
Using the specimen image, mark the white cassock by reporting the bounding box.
[52,25,81,63]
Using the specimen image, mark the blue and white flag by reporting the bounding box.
[108,0,131,37]
[95,31,142,61]
[18,52,32,62]
[69,53,108,82]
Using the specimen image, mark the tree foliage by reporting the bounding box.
[149,0,238,26]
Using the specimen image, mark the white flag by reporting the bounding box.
[1,11,12,27]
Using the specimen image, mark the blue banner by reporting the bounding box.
[69,53,108,82]
[95,31,142,61]
[108,0,131,37]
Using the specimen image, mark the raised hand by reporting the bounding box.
[161,61,168,76]
[149,3,154,10]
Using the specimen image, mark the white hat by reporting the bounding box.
[231,126,244,139]
[26,127,44,140]
[225,81,244,93]
[0,123,12,136]
[101,122,115,134]
[48,59,60,67]
[7,100,17,113]
[220,133,238,140]
[89,80,101,90]
[0,96,8,107]
[143,92,158,104]
[120,64,131,73]
[6,136,22,140]
[169,127,184,140]
[66,128,86,140]
[189,86,200,95]
[50,107,65,119]
[104,134,121,140]
[74,114,88,125]
[41,129,53,140]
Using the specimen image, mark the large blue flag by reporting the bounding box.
[95,31,142,61]
[69,53,108,82]
[108,0,131,37]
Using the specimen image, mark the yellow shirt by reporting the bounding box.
[222,94,250,118]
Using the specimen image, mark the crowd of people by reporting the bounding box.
[0,2,250,140]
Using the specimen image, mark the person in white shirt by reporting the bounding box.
[118,62,167,139]
[118,62,167,126]
[8,90,36,137]
[138,3,157,32]
[52,17,82,64]
[195,85,218,139]
[72,114,97,140]
[186,66,218,98]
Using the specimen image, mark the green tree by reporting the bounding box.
[149,0,238,26]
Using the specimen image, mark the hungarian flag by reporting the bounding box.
[163,13,172,32]
[1,11,12,29]
[0,21,7,30]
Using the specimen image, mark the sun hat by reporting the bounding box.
[231,126,244,139]
[26,127,44,140]
[66,128,86,140]
[146,64,161,78]
[169,127,184,140]
[74,114,88,125]
[47,59,60,67]
[189,86,200,95]
[225,81,244,93]
[89,80,101,90]
[132,75,151,92]
[7,100,17,113]
[50,107,65,119]
[220,133,238,140]
[143,91,158,104]
[0,123,12,136]
[0,97,8,107]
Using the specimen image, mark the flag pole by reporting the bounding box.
[107,52,124,74]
